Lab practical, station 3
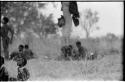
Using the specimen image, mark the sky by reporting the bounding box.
[38,2,123,38]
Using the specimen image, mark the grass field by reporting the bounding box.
[3,35,123,81]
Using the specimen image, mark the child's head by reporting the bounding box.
[24,44,29,49]
[2,16,9,24]
[18,44,24,52]
[76,41,81,47]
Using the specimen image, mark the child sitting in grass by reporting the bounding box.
[9,44,30,81]
[23,44,35,60]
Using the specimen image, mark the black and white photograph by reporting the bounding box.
[0,0,124,81]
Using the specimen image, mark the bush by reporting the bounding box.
[109,48,120,54]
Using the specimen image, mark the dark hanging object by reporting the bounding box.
[72,15,79,26]
[58,15,65,27]
[69,1,80,26]
[69,1,80,18]
[61,2,63,11]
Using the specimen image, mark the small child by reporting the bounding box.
[9,44,24,61]
[76,41,86,60]
[16,45,30,81]
[7,44,30,81]
[23,44,34,60]
[17,59,30,81]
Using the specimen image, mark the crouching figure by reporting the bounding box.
[16,45,30,81]
[9,44,30,81]
[17,66,30,81]
[23,44,35,60]
[76,41,87,60]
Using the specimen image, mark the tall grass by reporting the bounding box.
[4,34,122,80]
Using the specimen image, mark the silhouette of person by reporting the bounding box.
[1,17,14,60]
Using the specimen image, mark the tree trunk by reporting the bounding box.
[61,2,72,45]
[86,31,90,38]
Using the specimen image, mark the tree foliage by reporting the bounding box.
[1,2,56,37]
[106,33,118,41]
[80,8,99,38]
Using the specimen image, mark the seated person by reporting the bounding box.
[17,67,30,81]
[66,45,74,60]
[67,45,73,57]
[9,44,27,67]
[9,44,30,81]
[76,41,86,60]
[72,48,79,60]
[17,56,30,81]
[9,47,29,81]
[61,45,68,58]
[9,44,24,61]
[23,44,34,60]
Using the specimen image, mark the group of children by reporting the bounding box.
[0,16,35,81]
[61,41,87,60]
[0,44,35,81]
[60,41,98,61]
[0,16,97,81]
[10,44,34,61]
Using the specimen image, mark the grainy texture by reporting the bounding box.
[3,36,122,81]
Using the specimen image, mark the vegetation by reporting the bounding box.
[1,2,56,38]
[1,2,122,81]
[80,8,99,38]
